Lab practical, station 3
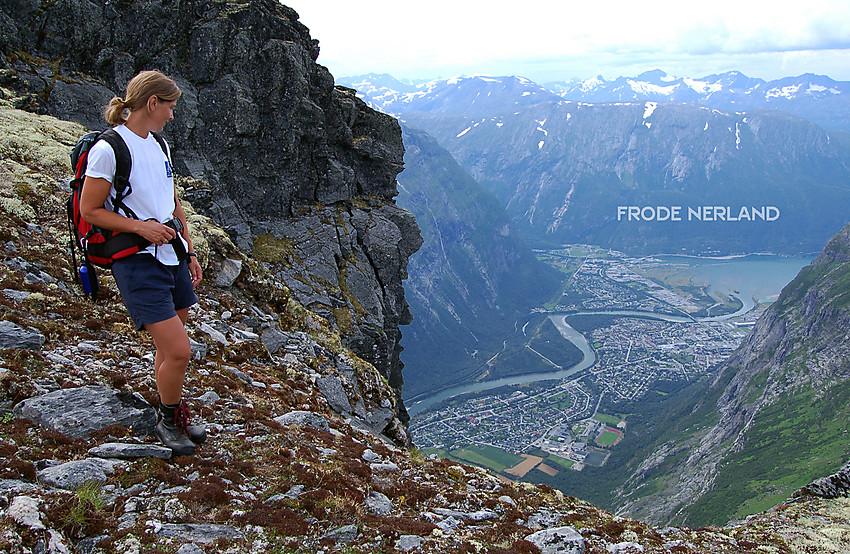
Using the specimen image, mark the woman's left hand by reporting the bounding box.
[188,256,203,287]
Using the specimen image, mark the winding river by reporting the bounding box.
[406,254,812,417]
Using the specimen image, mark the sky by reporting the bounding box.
[283,0,850,83]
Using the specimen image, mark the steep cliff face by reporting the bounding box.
[614,222,850,526]
[0,0,421,422]
[397,126,562,399]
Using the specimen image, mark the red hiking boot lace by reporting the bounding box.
[174,400,193,436]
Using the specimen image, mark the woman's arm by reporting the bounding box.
[79,176,178,246]
[172,191,203,287]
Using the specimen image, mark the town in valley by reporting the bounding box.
[410,245,770,480]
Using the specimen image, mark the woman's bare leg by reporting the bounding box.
[153,307,192,397]
[146,312,191,405]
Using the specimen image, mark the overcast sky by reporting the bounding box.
[283,0,850,83]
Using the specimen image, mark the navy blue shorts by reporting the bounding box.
[111,254,198,330]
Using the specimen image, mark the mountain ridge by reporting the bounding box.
[341,72,850,256]
[611,221,850,526]
[339,70,850,133]
[396,125,562,398]
[400,100,850,256]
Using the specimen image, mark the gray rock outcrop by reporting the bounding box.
[797,460,850,498]
[87,442,172,460]
[274,410,330,433]
[525,526,586,554]
[12,386,156,439]
[0,320,44,350]
[37,458,118,490]
[154,523,244,544]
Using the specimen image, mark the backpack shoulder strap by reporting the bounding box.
[98,128,132,196]
[151,131,169,159]
[97,128,139,218]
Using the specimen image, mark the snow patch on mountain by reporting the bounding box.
[766,84,802,100]
[684,78,723,95]
[629,80,676,96]
[807,84,841,95]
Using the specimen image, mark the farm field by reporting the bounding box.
[448,445,524,472]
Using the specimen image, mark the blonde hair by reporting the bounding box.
[104,70,181,125]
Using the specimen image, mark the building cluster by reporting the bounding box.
[412,246,760,475]
[411,380,594,455]
[587,317,739,400]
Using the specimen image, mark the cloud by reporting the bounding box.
[285,0,850,81]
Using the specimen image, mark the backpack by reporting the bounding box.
[66,128,168,298]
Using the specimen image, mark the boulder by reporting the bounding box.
[6,496,44,530]
[525,526,586,554]
[87,442,172,460]
[37,458,117,490]
[13,386,156,439]
[155,523,244,544]
[316,374,352,414]
[0,320,44,350]
[274,410,329,432]
[364,491,393,515]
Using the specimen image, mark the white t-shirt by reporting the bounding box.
[85,124,187,265]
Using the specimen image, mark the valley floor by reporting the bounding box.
[410,246,812,524]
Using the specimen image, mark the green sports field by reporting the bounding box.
[596,429,622,447]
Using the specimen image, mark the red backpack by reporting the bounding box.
[66,129,167,298]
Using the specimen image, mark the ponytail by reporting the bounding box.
[102,70,181,126]
[104,96,129,126]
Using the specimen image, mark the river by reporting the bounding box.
[405,254,812,417]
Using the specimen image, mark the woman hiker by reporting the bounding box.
[80,69,205,457]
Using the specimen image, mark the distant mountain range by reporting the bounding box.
[340,72,850,256]
[340,73,560,117]
[339,70,850,133]
[546,70,850,133]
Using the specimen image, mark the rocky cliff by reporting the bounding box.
[613,222,850,526]
[1,100,848,554]
[397,126,562,399]
[0,0,421,423]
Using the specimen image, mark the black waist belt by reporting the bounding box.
[163,218,188,262]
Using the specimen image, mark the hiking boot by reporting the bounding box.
[156,402,196,457]
[157,397,207,445]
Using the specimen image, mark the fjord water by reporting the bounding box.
[406,254,812,416]
[657,253,815,309]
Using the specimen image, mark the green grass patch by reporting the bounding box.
[449,445,524,472]
[547,454,575,469]
[593,413,622,426]
[683,379,850,527]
